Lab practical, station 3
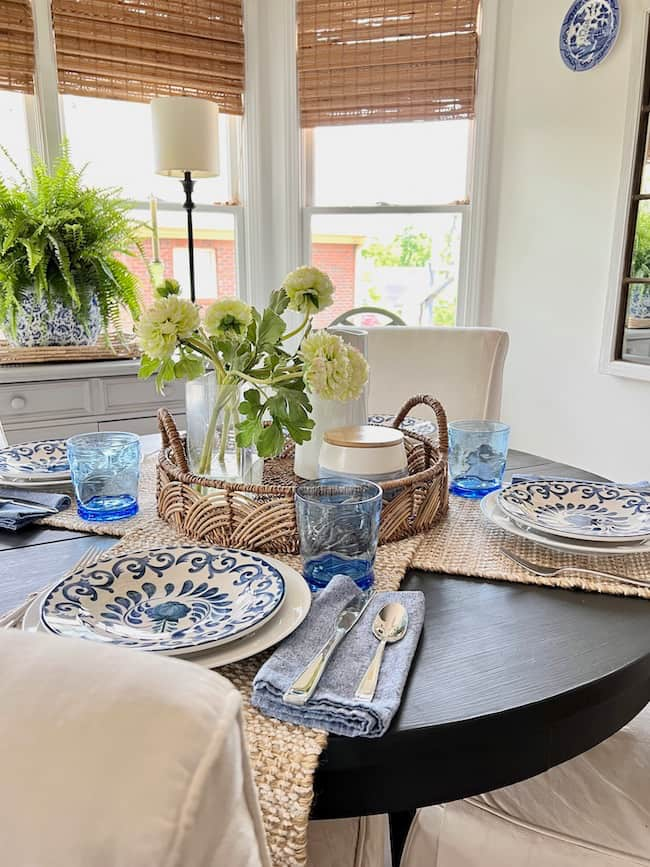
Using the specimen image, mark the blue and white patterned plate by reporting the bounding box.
[0,439,70,479]
[559,0,620,72]
[499,481,650,542]
[40,546,286,654]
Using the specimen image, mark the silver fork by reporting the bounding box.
[0,544,104,630]
[501,548,650,589]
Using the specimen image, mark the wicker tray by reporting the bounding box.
[0,334,140,365]
[156,395,448,555]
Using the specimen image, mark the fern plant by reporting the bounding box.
[0,141,143,337]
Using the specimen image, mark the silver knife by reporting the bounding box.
[283,589,376,706]
[0,496,58,515]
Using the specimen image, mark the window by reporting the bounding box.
[298,0,479,327]
[0,0,245,331]
[616,27,650,366]
[0,91,32,182]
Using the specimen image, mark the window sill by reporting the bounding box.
[600,358,650,383]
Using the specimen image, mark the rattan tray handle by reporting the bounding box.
[391,394,449,452]
[158,407,189,474]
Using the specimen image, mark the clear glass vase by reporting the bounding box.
[186,372,263,484]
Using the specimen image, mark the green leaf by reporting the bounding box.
[174,354,204,381]
[256,420,285,457]
[138,354,160,379]
[257,308,286,348]
[236,416,264,448]
[155,357,176,394]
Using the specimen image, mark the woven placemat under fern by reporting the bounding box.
[0,334,141,365]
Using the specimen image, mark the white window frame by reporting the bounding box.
[298,0,499,327]
[11,0,246,301]
[600,8,650,383]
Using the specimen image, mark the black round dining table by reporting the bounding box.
[1,449,650,864]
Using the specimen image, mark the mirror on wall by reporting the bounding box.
[617,30,650,365]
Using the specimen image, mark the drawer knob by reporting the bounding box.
[10,396,26,410]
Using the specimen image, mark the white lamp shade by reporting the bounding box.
[151,96,219,178]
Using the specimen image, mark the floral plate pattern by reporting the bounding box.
[499,481,650,542]
[0,439,69,478]
[40,546,286,654]
[559,0,620,72]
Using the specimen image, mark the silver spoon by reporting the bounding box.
[355,602,408,702]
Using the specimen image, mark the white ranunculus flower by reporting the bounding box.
[282,266,334,316]
[136,295,199,360]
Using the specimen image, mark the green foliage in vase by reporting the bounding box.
[0,141,143,336]
[136,267,367,462]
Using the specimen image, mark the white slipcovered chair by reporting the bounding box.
[400,704,650,867]
[366,327,509,420]
[0,627,271,867]
[0,625,385,867]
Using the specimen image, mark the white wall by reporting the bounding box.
[483,0,650,479]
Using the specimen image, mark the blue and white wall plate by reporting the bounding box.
[40,546,286,654]
[560,0,620,72]
[499,481,650,542]
[0,439,69,479]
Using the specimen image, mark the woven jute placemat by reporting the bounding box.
[38,460,420,866]
[411,496,650,599]
[38,454,158,537]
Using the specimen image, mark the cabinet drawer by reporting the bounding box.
[101,376,185,415]
[0,379,93,422]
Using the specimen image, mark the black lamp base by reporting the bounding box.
[181,170,196,303]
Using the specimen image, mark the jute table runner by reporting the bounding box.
[411,497,650,600]
[39,464,420,866]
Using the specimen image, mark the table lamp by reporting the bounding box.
[151,96,220,302]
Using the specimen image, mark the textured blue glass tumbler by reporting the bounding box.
[448,421,511,498]
[67,432,140,521]
[295,478,382,592]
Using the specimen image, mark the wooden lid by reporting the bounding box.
[323,425,404,449]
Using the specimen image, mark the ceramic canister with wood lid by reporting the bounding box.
[318,425,408,490]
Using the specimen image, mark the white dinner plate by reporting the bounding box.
[23,553,311,669]
[0,474,74,491]
[40,546,287,655]
[499,480,650,542]
[481,490,650,556]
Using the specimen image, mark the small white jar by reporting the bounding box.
[318,425,408,483]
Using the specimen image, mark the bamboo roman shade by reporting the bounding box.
[297,0,480,127]
[0,0,34,93]
[50,0,244,114]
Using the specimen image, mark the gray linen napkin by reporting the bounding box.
[0,487,70,532]
[251,575,424,738]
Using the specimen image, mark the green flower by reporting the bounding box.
[283,266,334,316]
[136,295,199,360]
[204,298,253,340]
[301,331,368,401]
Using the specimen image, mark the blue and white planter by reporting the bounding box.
[628,285,650,326]
[7,287,101,347]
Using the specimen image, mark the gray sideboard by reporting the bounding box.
[0,359,185,444]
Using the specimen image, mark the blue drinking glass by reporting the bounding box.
[67,432,140,521]
[448,420,511,499]
[295,477,382,592]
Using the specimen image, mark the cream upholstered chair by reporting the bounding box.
[366,327,509,420]
[400,704,650,867]
[0,627,271,867]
